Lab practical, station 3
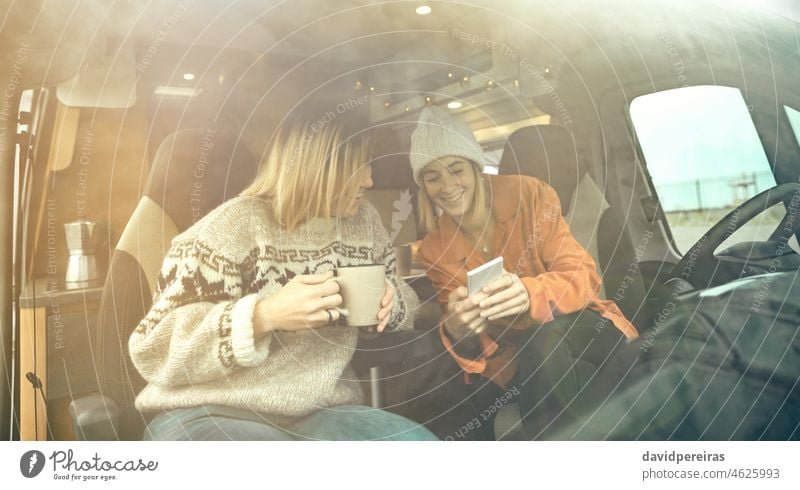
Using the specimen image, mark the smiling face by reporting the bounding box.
[333,163,374,217]
[420,156,478,220]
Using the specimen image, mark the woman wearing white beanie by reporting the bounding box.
[411,106,637,440]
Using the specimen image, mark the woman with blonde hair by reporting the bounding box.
[129,110,435,440]
[411,107,638,440]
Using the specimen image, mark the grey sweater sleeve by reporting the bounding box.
[366,206,419,332]
[129,239,270,388]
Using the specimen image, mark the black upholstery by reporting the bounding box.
[498,124,583,212]
[91,129,257,440]
[94,252,151,440]
[144,128,258,231]
[489,124,591,439]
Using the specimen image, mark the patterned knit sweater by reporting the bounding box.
[129,195,419,416]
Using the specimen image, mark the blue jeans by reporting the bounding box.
[144,404,438,441]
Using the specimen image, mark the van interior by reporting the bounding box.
[2,0,799,441]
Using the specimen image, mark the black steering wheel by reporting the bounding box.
[668,183,800,290]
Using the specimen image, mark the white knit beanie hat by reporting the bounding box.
[409,106,486,185]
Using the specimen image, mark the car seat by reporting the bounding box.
[499,124,610,294]
[68,127,258,440]
[494,124,611,439]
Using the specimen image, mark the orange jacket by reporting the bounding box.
[418,174,638,388]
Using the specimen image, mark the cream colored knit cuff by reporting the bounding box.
[229,293,271,367]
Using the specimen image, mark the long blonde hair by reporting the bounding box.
[417,159,490,233]
[241,113,373,230]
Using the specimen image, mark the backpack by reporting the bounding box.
[551,271,800,440]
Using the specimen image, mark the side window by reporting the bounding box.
[630,86,781,253]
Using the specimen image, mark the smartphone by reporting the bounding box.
[467,256,504,297]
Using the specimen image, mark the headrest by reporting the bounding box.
[498,125,583,212]
[145,128,258,232]
[370,124,417,191]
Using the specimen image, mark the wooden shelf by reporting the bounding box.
[18,276,103,440]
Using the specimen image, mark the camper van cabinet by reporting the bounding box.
[18,278,102,440]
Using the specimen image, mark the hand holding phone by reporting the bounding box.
[467,256,504,297]
[475,267,532,322]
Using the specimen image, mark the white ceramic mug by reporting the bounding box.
[334,264,386,327]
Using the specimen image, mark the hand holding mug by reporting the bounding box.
[253,271,343,335]
[367,279,395,333]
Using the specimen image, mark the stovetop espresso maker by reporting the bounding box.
[64,220,101,289]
